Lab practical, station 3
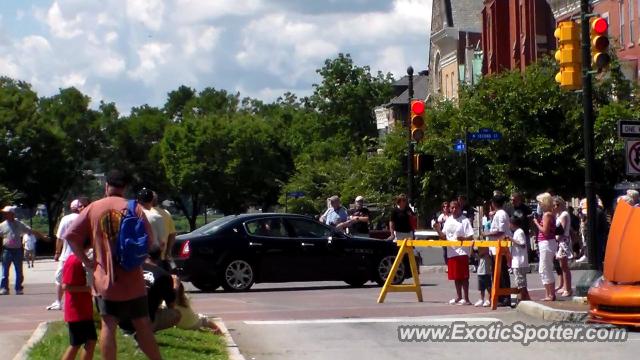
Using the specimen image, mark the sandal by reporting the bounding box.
[560,290,573,297]
[541,297,556,301]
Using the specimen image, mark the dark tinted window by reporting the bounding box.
[245,218,289,238]
[287,218,332,238]
[193,215,238,236]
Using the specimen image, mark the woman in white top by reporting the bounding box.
[553,196,572,297]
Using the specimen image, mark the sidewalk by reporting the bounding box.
[0,259,60,360]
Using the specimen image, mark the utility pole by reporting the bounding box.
[580,0,598,271]
[407,66,414,204]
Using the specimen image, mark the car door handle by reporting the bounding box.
[301,242,315,247]
[249,242,263,247]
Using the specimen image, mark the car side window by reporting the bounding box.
[287,219,333,238]
[245,218,289,238]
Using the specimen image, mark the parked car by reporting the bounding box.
[171,213,410,292]
[588,201,640,327]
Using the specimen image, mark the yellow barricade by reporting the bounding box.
[377,238,519,310]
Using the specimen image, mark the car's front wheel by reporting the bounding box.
[220,258,256,291]
[375,255,405,286]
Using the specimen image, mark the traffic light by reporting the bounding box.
[554,21,582,90]
[410,99,426,142]
[590,17,610,70]
[413,153,434,175]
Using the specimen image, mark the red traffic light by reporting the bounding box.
[592,17,608,34]
[411,100,425,115]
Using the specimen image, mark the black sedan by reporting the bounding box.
[171,213,409,292]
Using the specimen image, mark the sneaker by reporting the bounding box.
[474,299,484,307]
[482,300,491,307]
[457,299,472,306]
[46,300,62,310]
[448,298,460,305]
[0,288,8,295]
[15,289,23,295]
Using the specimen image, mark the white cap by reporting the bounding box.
[70,199,81,211]
[1,205,17,213]
[355,196,364,202]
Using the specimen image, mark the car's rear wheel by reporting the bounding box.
[220,258,255,291]
[344,276,368,288]
[375,255,405,286]
[191,278,220,292]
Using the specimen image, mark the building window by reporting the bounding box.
[451,71,455,98]
[445,74,449,98]
[621,0,626,46]
[631,0,635,43]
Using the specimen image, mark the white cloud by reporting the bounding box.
[180,26,221,56]
[104,32,119,44]
[96,55,126,77]
[57,72,86,88]
[45,2,83,39]
[126,0,165,30]
[0,56,20,78]
[19,35,52,54]
[173,0,264,23]
[129,42,172,82]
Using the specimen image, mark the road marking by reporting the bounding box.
[244,316,502,325]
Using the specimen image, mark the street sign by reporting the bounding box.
[619,120,640,138]
[626,140,640,175]
[287,191,305,199]
[467,128,502,141]
[453,139,465,152]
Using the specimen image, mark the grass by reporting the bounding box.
[28,321,229,360]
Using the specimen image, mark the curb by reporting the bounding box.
[516,301,588,322]
[12,321,49,360]
[213,318,245,360]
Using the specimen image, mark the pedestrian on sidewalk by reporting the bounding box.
[534,192,557,301]
[483,194,512,307]
[1,205,33,295]
[48,198,88,310]
[509,215,530,302]
[434,200,474,306]
[64,169,162,360]
[553,196,573,297]
[473,245,492,307]
[23,233,36,268]
[61,250,96,360]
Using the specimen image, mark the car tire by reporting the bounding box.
[220,258,256,292]
[191,279,220,292]
[375,255,405,286]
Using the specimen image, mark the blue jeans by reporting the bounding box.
[1,248,24,291]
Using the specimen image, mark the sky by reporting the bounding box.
[0,0,432,114]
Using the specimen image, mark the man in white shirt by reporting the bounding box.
[137,189,165,253]
[484,194,512,306]
[434,200,474,306]
[47,198,88,309]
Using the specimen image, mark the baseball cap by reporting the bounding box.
[1,205,17,213]
[70,199,81,211]
[355,196,364,202]
[137,188,154,203]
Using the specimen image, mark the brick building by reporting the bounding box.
[482,0,556,74]
[551,0,640,81]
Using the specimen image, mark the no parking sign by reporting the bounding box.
[626,140,640,175]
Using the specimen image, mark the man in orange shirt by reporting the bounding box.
[65,170,161,360]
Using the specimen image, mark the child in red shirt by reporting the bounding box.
[62,253,96,360]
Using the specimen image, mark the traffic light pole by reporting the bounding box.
[580,0,599,271]
[407,66,415,205]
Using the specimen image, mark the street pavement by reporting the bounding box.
[1,260,632,360]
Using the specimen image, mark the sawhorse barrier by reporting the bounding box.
[377,239,519,310]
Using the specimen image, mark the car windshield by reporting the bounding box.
[192,215,238,235]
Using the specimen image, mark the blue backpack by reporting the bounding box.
[116,200,149,271]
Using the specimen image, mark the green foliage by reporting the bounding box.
[28,321,228,360]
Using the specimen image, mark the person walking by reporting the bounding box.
[553,196,573,297]
[64,170,162,360]
[0,205,33,295]
[48,199,88,310]
[534,192,557,301]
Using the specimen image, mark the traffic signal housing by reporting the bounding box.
[590,17,610,70]
[413,153,434,175]
[410,100,426,142]
[554,20,582,90]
